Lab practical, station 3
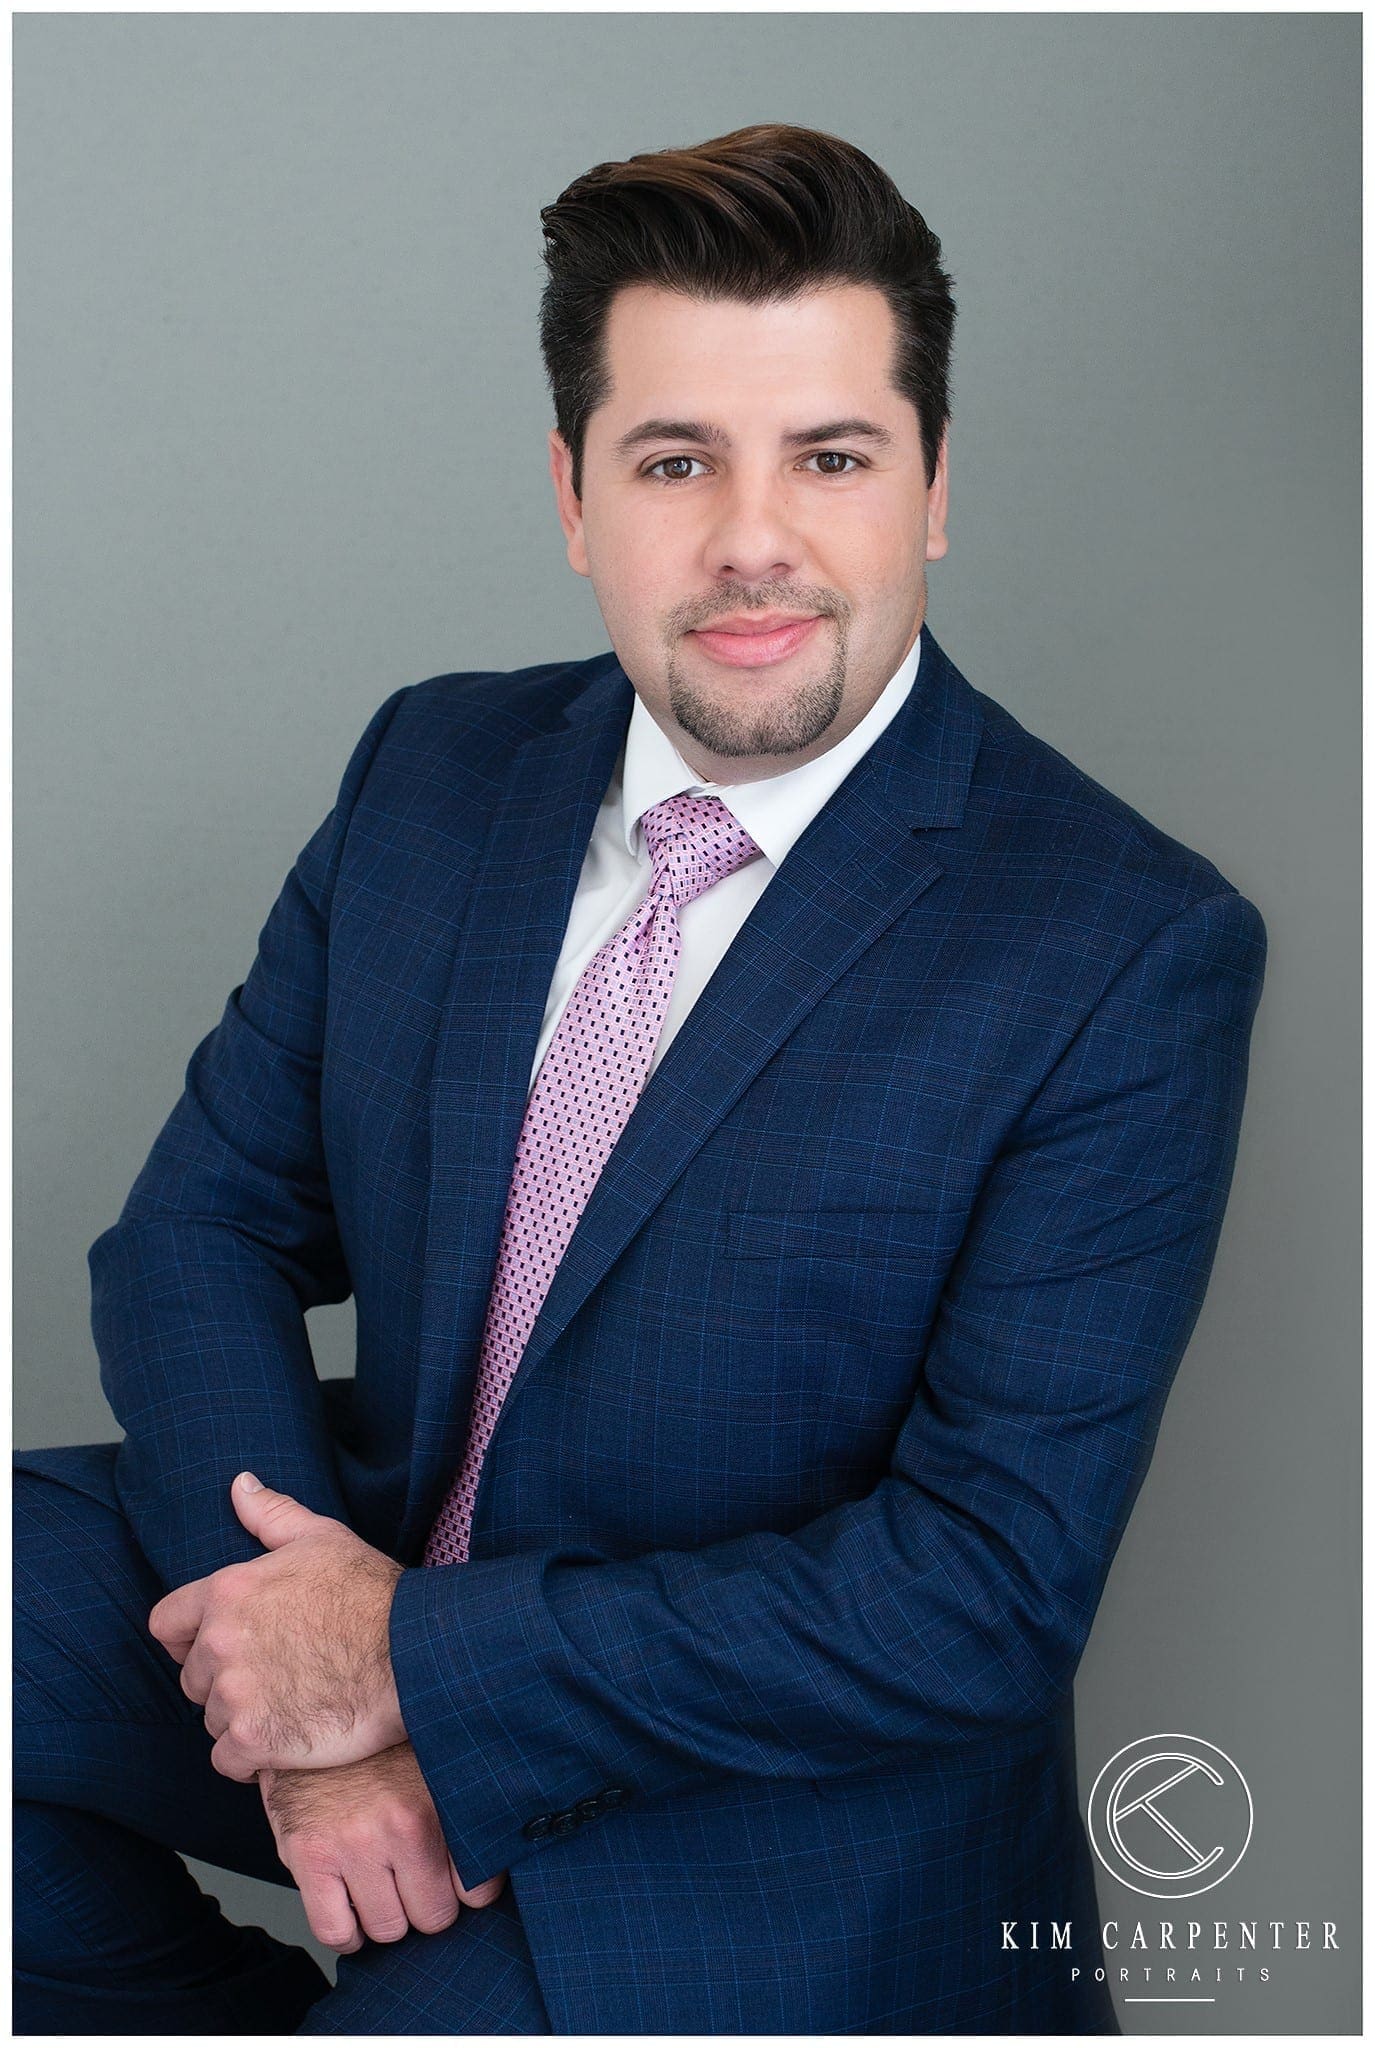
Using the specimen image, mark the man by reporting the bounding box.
[14,122,1267,2034]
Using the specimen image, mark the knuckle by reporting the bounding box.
[213,1748,254,1784]
[316,1922,358,1952]
[387,1805,429,1848]
[301,1884,354,1953]
[367,1915,409,1945]
[413,1899,460,1934]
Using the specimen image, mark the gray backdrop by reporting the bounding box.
[14,13,1359,2034]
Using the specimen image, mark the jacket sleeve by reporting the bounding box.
[88,684,411,1594]
[389,885,1268,1889]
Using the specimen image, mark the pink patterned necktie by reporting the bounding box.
[423,790,763,1566]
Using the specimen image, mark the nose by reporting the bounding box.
[700,467,806,588]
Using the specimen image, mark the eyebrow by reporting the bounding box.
[612,416,897,461]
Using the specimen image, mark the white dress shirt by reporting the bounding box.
[527,630,924,1094]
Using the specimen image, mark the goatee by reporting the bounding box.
[665,639,848,760]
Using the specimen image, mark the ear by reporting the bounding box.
[924,427,950,564]
[548,429,590,579]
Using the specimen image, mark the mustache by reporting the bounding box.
[673,596,844,632]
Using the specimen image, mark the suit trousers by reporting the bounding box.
[12,1442,554,2035]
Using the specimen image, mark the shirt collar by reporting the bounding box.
[618,629,923,868]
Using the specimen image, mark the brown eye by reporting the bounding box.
[646,456,705,484]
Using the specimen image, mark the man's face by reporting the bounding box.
[548,281,948,785]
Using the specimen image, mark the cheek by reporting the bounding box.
[814,505,916,585]
[588,499,658,566]
[591,528,680,619]
[852,530,927,615]
[865,502,924,569]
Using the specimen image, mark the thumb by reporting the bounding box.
[231,1472,327,1549]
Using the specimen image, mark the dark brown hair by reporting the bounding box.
[538,122,956,499]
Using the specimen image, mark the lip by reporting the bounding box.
[689,615,824,668]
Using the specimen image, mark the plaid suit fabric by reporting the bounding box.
[79,625,1266,2033]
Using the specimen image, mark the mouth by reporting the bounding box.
[688,616,824,669]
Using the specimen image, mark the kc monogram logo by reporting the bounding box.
[1086,1734,1254,1899]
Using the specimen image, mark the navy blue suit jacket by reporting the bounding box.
[90,625,1267,2033]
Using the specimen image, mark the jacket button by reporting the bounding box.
[522,1814,554,1842]
[600,1784,630,1809]
[573,1796,602,1823]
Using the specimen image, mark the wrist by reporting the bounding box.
[373,1680,408,1753]
[375,1587,408,1751]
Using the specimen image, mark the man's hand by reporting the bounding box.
[148,1473,408,1780]
[259,1740,509,1953]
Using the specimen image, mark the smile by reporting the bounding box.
[688,617,824,668]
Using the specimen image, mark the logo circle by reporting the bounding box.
[1086,1733,1253,1898]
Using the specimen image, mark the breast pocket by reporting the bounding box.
[726,1203,952,1263]
[720,1201,957,1346]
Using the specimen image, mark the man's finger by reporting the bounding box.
[178,1651,212,1709]
[209,1731,261,1783]
[452,1858,507,1907]
[147,1581,208,1660]
[230,1472,332,1551]
[344,1864,410,1946]
[197,1684,230,1743]
[299,1869,362,1955]
[394,1852,463,1937]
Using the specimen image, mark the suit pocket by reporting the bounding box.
[713,1203,955,1406]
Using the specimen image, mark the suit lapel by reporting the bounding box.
[401,655,634,1551]
[400,627,984,1555]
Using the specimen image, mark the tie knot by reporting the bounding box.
[638,791,762,909]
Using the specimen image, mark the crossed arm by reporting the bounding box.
[147,1470,508,1951]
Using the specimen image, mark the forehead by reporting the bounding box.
[595,281,909,426]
